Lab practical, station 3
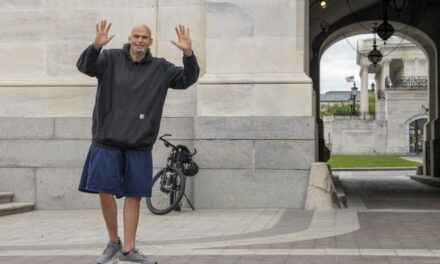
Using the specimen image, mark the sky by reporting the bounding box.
[320,34,372,94]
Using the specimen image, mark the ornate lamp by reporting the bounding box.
[350,83,358,116]
[377,0,394,43]
[368,32,383,67]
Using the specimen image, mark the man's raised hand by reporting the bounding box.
[170,25,193,56]
[93,20,115,50]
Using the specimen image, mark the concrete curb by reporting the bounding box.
[332,167,417,171]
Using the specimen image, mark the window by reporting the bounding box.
[409,118,427,154]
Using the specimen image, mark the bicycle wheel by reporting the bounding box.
[146,166,186,215]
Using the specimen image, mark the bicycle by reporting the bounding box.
[146,134,199,215]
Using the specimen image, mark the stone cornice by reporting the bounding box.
[198,73,312,85]
[0,80,96,87]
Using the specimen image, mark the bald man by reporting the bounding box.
[77,20,199,264]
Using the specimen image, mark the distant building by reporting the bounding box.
[320,90,361,112]
[324,37,428,155]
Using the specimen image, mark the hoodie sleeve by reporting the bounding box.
[76,44,107,78]
[164,53,200,90]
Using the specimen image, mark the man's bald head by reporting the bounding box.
[128,24,153,61]
[130,24,151,37]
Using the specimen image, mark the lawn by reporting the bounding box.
[327,154,422,168]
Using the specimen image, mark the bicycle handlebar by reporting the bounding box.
[159,134,197,156]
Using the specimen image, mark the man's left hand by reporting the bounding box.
[170,25,193,56]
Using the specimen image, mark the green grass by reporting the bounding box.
[327,155,422,168]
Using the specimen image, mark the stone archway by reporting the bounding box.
[309,1,440,180]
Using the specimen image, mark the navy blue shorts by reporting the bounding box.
[78,144,153,198]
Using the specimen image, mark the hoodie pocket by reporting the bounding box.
[96,109,155,147]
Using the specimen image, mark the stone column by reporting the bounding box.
[360,65,369,115]
[374,73,381,97]
[374,73,382,119]
[429,49,440,178]
[380,60,391,91]
[194,0,315,208]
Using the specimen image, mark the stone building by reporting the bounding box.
[323,37,429,154]
[0,0,440,210]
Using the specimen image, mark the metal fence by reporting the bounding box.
[386,76,428,90]
[324,113,376,120]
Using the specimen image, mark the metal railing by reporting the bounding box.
[323,113,376,121]
[386,76,428,90]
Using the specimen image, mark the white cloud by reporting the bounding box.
[320,34,371,93]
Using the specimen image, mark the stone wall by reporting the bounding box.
[0,0,205,117]
[324,119,387,154]
[0,117,194,209]
[0,0,315,209]
[324,90,428,155]
[385,90,429,153]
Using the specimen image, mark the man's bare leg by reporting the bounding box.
[99,193,119,242]
[123,197,141,252]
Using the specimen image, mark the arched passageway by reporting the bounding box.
[310,0,440,182]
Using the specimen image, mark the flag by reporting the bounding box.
[345,76,354,83]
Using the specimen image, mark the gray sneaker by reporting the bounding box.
[97,238,122,264]
[119,248,157,264]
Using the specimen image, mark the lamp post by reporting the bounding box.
[351,82,358,116]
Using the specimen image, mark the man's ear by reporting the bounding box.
[148,38,154,47]
[128,35,131,42]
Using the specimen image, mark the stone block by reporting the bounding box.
[0,118,53,139]
[36,168,107,209]
[194,140,253,169]
[49,10,99,43]
[0,10,49,43]
[159,0,205,5]
[0,140,90,168]
[195,116,315,140]
[54,116,193,140]
[0,44,45,77]
[206,37,298,73]
[158,5,206,41]
[0,87,95,118]
[54,118,92,139]
[207,1,255,38]
[158,117,194,139]
[305,162,339,210]
[254,1,296,37]
[0,168,35,203]
[162,85,197,117]
[194,169,309,208]
[254,140,315,170]
[197,83,313,116]
[45,0,156,8]
[0,0,43,8]
[47,43,95,78]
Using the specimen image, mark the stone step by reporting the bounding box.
[332,174,347,208]
[0,192,14,204]
[0,202,34,217]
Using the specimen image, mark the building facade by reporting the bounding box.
[323,37,429,154]
[1,1,440,210]
[0,0,314,209]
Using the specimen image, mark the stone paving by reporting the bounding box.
[1,170,440,263]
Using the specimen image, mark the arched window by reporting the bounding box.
[409,118,427,154]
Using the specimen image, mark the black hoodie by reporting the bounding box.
[77,44,200,150]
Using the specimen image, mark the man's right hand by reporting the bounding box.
[93,20,115,50]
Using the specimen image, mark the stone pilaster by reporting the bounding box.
[360,65,369,115]
[194,0,315,208]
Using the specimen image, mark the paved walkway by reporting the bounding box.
[1,170,440,263]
